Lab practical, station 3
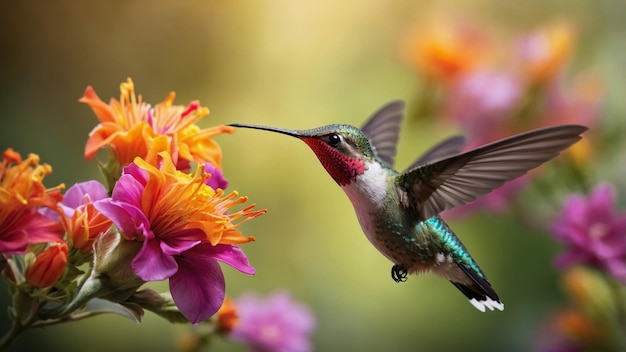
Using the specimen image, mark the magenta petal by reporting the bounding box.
[203,163,229,190]
[170,254,225,324]
[0,228,28,254]
[1,209,63,254]
[188,243,255,275]
[589,184,614,211]
[605,260,626,284]
[550,182,626,277]
[58,180,109,218]
[121,163,149,188]
[64,180,109,208]
[132,238,178,281]
[22,211,64,243]
[111,173,144,209]
[159,236,202,256]
[554,249,590,269]
[94,199,150,238]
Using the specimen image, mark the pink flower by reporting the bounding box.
[550,183,626,283]
[444,69,522,143]
[94,152,263,323]
[229,291,316,352]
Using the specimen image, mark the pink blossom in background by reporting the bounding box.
[230,291,315,352]
[550,183,626,284]
[444,69,522,143]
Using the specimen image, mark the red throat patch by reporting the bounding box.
[302,138,365,186]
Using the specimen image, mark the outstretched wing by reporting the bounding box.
[397,125,588,221]
[360,100,405,168]
[404,135,466,171]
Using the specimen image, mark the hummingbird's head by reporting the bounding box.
[229,123,376,186]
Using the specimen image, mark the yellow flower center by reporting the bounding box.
[0,149,64,226]
[133,153,263,245]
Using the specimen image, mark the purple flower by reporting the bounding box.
[38,180,109,222]
[93,153,260,323]
[60,180,109,216]
[551,183,626,283]
[229,291,316,352]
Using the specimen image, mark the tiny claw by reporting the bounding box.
[391,264,408,283]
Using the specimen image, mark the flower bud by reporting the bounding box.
[216,296,238,334]
[25,242,68,288]
[91,228,144,296]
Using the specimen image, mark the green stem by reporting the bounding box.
[0,308,114,350]
[30,310,109,329]
[40,273,106,319]
[0,287,41,350]
[0,317,24,350]
[608,277,626,325]
[0,302,38,351]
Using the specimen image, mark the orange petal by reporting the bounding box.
[79,86,118,124]
[25,242,68,288]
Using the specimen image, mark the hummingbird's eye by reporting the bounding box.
[328,133,343,147]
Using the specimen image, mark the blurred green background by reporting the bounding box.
[1,1,624,351]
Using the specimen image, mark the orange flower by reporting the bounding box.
[401,20,488,82]
[25,242,68,288]
[0,149,64,254]
[79,78,233,170]
[561,266,617,316]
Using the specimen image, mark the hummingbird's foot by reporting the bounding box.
[391,264,408,283]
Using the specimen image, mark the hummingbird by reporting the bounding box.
[230,101,587,312]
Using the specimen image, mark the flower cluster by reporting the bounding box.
[79,78,234,187]
[404,19,625,351]
[402,20,600,216]
[0,79,266,348]
[536,185,626,351]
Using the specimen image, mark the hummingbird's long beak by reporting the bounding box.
[229,123,302,138]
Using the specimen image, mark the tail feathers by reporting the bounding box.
[451,263,504,312]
